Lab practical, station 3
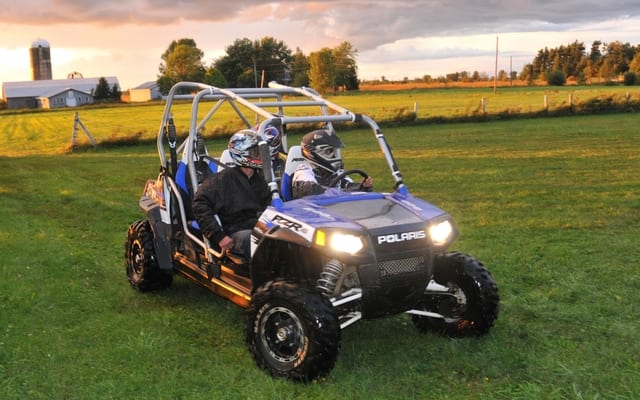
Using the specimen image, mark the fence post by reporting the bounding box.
[544,95,549,110]
[481,97,487,113]
[71,112,97,148]
[413,101,418,114]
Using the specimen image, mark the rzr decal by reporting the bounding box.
[272,214,305,232]
[259,209,317,243]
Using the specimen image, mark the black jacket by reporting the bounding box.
[192,167,270,244]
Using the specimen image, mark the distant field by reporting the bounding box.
[1,84,638,156]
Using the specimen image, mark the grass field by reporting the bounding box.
[1,108,638,398]
[1,84,639,157]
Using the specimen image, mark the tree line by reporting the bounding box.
[519,40,640,85]
[156,37,358,94]
[156,37,640,93]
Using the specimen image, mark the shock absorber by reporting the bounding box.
[316,259,344,297]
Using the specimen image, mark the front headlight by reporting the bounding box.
[315,230,364,255]
[428,219,454,247]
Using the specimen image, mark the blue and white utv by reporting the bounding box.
[124,81,499,382]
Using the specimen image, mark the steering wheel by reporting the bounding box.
[328,169,369,189]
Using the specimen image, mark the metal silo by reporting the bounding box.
[30,38,52,81]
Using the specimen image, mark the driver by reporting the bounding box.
[291,128,373,199]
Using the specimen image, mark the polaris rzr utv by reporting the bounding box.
[124,81,499,382]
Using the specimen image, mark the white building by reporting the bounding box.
[126,81,162,102]
[38,88,94,109]
[2,76,120,109]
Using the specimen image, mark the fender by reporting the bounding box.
[250,225,312,289]
[140,197,174,271]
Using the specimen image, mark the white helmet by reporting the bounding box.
[228,129,262,169]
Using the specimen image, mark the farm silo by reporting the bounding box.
[30,38,52,80]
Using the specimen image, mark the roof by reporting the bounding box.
[133,81,159,90]
[2,77,120,99]
[31,38,50,48]
[38,87,93,99]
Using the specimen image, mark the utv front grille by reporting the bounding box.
[378,256,424,278]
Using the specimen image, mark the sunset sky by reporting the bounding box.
[1,1,639,90]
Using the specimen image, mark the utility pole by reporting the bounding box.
[510,56,513,86]
[253,58,258,88]
[494,35,499,94]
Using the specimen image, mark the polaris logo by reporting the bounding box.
[377,230,426,244]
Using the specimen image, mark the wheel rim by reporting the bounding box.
[259,305,307,364]
[129,240,144,276]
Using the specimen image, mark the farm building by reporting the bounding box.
[38,88,94,109]
[122,81,162,103]
[1,76,120,109]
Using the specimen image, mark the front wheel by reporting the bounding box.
[412,251,499,337]
[124,220,172,292]
[245,280,341,382]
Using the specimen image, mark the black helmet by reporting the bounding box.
[228,129,262,169]
[301,129,344,172]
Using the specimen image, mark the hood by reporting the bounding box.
[261,190,449,244]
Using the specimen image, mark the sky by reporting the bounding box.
[1,0,640,90]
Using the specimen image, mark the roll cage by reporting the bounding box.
[155,81,409,209]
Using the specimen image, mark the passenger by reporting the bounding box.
[291,128,373,199]
[193,129,270,259]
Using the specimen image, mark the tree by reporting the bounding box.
[601,41,636,76]
[157,38,205,94]
[332,41,359,90]
[306,42,359,93]
[110,83,121,100]
[308,48,335,94]
[290,48,310,87]
[629,49,640,73]
[590,40,603,62]
[254,37,293,86]
[529,41,587,81]
[204,67,228,87]
[214,37,293,88]
[94,77,111,100]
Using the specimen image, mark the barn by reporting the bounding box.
[2,76,120,109]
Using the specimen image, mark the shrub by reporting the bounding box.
[547,70,567,86]
[623,72,637,86]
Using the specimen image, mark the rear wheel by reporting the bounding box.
[124,220,172,292]
[245,280,340,382]
[412,251,499,337]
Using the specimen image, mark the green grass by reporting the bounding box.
[2,85,639,156]
[1,112,638,399]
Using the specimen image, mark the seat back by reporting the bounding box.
[175,157,219,221]
[281,145,305,201]
[216,149,235,172]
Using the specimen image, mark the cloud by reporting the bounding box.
[1,1,640,87]
[4,1,640,48]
